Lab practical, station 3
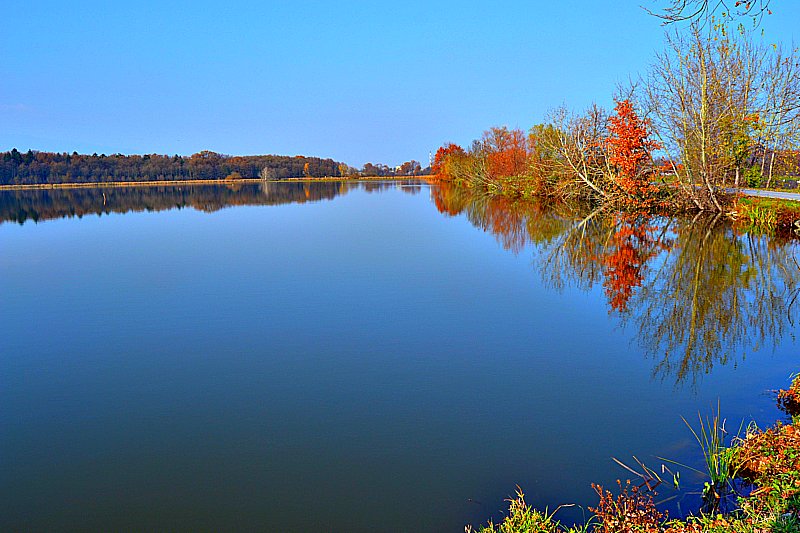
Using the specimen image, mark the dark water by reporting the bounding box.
[1,181,798,531]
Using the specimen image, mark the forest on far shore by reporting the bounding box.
[0,149,428,186]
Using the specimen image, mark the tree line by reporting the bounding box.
[356,160,428,177]
[0,149,432,185]
[0,149,346,185]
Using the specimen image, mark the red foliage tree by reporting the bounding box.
[432,143,466,179]
[606,100,661,206]
[483,127,528,179]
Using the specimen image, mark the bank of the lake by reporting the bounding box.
[732,196,800,237]
[469,374,800,533]
[434,174,800,240]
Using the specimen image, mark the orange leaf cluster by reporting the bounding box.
[432,143,465,179]
[606,100,662,203]
[484,128,528,179]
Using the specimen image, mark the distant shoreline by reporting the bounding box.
[0,176,431,191]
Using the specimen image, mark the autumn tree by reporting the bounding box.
[526,124,563,195]
[606,99,662,207]
[480,127,528,179]
[543,104,612,199]
[645,24,748,209]
[644,22,800,209]
[359,162,395,176]
[399,160,422,176]
[431,143,467,180]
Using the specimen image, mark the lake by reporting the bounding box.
[1,180,798,532]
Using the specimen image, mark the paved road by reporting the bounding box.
[727,187,800,201]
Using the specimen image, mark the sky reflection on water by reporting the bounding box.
[1,181,798,532]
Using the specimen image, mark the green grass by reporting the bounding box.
[466,488,593,533]
[734,197,800,235]
[736,196,800,210]
[683,404,742,512]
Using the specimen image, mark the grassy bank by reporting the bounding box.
[468,375,800,533]
[732,197,800,237]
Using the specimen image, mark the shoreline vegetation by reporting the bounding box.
[467,374,800,533]
[428,173,800,238]
[4,174,800,237]
[429,17,800,235]
[447,5,800,530]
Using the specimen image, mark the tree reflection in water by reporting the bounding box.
[4,180,797,385]
[0,180,412,225]
[430,181,800,385]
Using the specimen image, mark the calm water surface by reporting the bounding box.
[1,181,798,531]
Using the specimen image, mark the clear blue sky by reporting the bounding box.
[2,1,798,167]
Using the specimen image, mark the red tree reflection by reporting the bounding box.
[602,216,662,312]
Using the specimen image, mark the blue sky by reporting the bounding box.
[3,1,799,166]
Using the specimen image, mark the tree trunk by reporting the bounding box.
[767,152,776,189]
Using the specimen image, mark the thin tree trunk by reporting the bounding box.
[767,152,776,188]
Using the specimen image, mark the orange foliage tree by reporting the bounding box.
[606,99,661,207]
[432,143,466,179]
[482,127,528,179]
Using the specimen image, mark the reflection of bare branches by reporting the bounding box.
[787,254,800,327]
[632,215,799,386]
[429,182,800,384]
[429,183,800,387]
[636,214,732,383]
[535,204,800,385]
[540,207,616,293]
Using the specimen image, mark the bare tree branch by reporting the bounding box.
[644,0,773,24]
